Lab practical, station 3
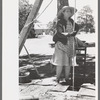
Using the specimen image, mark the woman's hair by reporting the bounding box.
[57,12,64,19]
[57,8,72,20]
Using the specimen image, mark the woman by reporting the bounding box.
[51,6,79,83]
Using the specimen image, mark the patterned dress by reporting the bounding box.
[51,20,76,66]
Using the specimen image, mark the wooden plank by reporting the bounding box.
[64,90,95,100]
[35,77,58,86]
[29,86,54,98]
[76,47,86,50]
[20,85,53,99]
[81,83,95,90]
[20,85,39,95]
[19,0,43,53]
[19,85,28,92]
[19,79,42,85]
[78,84,95,97]
[29,86,45,97]
[57,0,69,12]
[19,95,39,100]
[50,84,69,92]
[40,92,67,100]
[79,88,95,97]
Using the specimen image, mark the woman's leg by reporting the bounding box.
[56,66,63,81]
[64,66,71,80]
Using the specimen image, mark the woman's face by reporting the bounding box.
[63,9,72,20]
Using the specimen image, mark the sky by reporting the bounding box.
[29,0,97,24]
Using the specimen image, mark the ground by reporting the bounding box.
[19,33,96,100]
[20,33,96,56]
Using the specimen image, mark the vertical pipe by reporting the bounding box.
[72,0,76,91]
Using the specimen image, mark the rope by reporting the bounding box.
[36,0,54,20]
[24,45,40,76]
[24,0,54,28]
[72,0,76,91]
[21,0,54,76]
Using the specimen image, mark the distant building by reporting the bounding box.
[34,23,50,35]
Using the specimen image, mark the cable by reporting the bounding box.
[24,0,54,28]
[21,0,54,76]
[35,0,54,20]
[24,45,40,76]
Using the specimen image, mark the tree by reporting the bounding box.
[19,0,41,38]
[19,0,33,32]
[47,21,53,28]
[19,0,43,53]
[77,5,95,33]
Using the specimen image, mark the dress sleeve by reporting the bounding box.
[70,23,79,36]
[69,19,79,36]
[56,22,67,38]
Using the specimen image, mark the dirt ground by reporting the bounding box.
[19,34,96,100]
[19,33,95,84]
[20,33,96,56]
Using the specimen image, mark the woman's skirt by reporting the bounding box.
[50,41,73,66]
[50,36,83,67]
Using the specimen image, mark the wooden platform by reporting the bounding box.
[19,77,96,100]
[78,83,95,97]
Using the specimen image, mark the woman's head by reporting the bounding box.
[57,6,77,20]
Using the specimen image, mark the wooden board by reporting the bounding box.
[29,86,54,98]
[50,84,69,92]
[81,83,95,90]
[20,85,54,99]
[20,85,41,97]
[78,84,95,97]
[35,77,57,86]
[19,83,95,100]
[19,95,39,100]
[19,79,42,86]
[19,85,28,92]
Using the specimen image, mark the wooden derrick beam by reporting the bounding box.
[57,0,69,12]
[19,0,43,54]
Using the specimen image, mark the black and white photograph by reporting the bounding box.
[18,0,98,100]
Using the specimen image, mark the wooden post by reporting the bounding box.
[57,0,69,12]
[19,0,43,54]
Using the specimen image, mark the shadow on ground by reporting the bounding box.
[19,54,53,77]
[19,53,95,90]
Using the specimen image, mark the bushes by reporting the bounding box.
[19,0,37,38]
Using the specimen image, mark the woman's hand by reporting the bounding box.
[61,32,68,36]
[69,31,76,35]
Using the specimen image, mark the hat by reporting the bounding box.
[57,6,77,18]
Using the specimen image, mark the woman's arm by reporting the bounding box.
[56,22,67,38]
[72,23,79,36]
[69,23,79,36]
[69,19,79,36]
